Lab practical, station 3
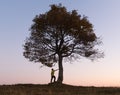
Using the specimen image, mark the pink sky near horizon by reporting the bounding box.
[0,0,120,87]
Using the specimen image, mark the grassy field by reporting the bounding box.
[0,83,120,95]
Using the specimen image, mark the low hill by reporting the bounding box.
[0,83,120,95]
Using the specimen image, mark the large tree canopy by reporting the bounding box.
[23,4,104,83]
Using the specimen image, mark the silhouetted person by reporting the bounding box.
[50,68,58,83]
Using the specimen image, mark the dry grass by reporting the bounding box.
[0,83,120,95]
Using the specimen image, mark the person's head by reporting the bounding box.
[52,68,53,71]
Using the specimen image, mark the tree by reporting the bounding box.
[23,4,104,84]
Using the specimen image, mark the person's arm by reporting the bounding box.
[55,69,59,71]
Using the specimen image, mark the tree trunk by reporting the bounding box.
[57,55,63,84]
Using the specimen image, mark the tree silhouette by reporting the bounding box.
[23,4,104,83]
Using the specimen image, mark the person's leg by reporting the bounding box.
[53,76,56,82]
[51,76,53,83]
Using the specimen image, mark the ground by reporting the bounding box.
[0,83,120,95]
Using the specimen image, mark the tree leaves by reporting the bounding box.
[23,4,104,66]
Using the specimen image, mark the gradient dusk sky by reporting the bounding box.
[0,0,120,87]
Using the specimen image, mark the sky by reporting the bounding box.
[0,0,120,87]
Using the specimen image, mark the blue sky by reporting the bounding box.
[0,0,120,86]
